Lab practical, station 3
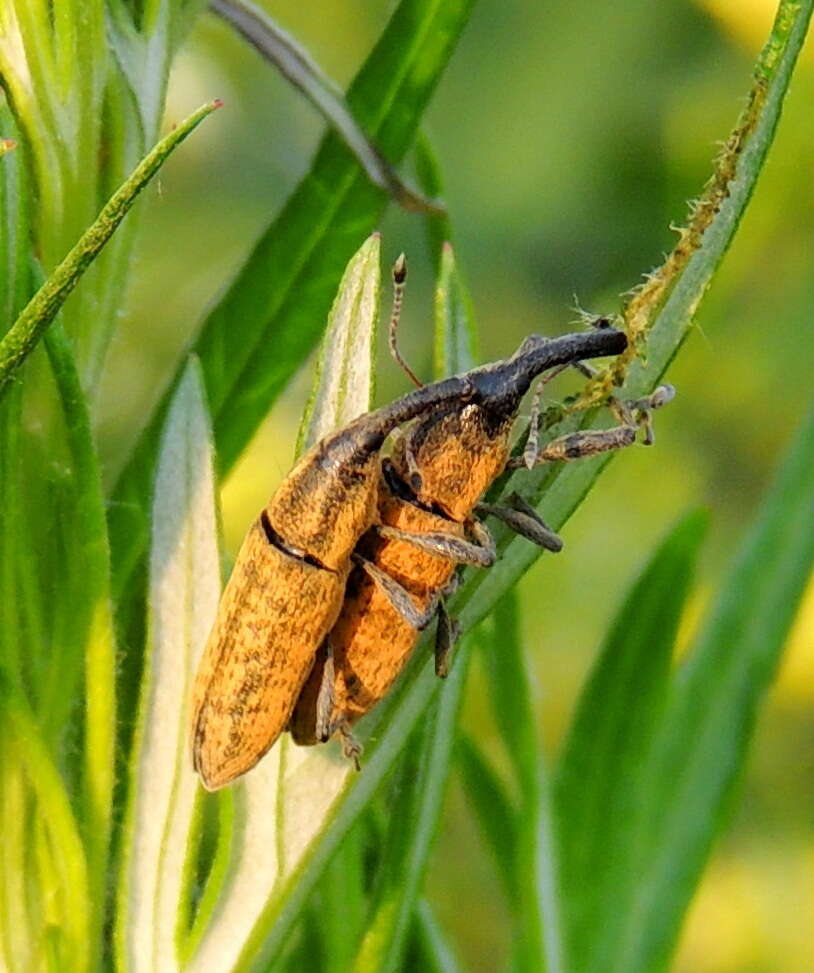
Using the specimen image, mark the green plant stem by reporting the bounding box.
[0,100,220,402]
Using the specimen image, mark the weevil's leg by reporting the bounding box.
[376,519,496,568]
[435,598,461,679]
[523,379,545,471]
[388,253,423,389]
[508,385,675,470]
[630,384,675,445]
[523,363,572,470]
[476,492,563,552]
[314,640,336,743]
[509,425,637,469]
[353,553,441,629]
[338,720,362,771]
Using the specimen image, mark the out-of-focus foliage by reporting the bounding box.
[1,0,813,970]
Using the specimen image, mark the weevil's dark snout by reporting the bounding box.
[471,327,627,415]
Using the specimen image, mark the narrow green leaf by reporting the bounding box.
[483,589,538,800]
[109,0,478,600]
[296,232,381,453]
[311,818,371,973]
[414,133,453,272]
[615,399,814,972]
[354,649,471,973]
[184,237,380,972]
[433,243,478,380]
[116,359,220,973]
[411,899,461,973]
[457,733,518,902]
[0,682,90,972]
[211,0,441,213]
[0,100,220,401]
[479,589,565,973]
[553,511,708,973]
[43,321,118,964]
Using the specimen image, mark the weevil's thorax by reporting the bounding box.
[391,403,514,523]
[266,432,380,570]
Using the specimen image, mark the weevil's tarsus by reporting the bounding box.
[338,721,362,770]
[477,493,563,552]
[376,520,496,568]
[388,253,423,389]
[353,552,441,630]
[315,640,336,742]
[434,598,461,678]
[632,384,676,445]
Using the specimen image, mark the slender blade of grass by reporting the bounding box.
[0,100,220,401]
[614,398,814,972]
[116,360,220,973]
[352,651,471,973]
[553,511,708,973]
[457,733,518,902]
[411,898,462,973]
[211,0,441,213]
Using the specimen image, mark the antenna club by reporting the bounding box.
[393,253,407,284]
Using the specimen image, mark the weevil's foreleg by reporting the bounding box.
[509,385,675,470]
[476,492,563,552]
[376,519,496,568]
[434,597,461,679]
[314,641,336,743]
[353,553,441,630]
[523,364,572,470]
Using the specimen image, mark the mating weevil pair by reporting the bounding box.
[190,257,673,790]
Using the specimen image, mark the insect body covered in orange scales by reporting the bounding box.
[289,327,677,758]
[289,400,512,749]
[190,374,488,790]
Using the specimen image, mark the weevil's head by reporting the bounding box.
[469,326,627,423]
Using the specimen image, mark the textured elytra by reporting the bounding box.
[190,439,382,789]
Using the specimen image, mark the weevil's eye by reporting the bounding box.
[592,316,612,329]
[409,471,423,492]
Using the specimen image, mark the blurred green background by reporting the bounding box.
[97,1,814,969]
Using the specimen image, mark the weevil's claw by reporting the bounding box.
[435,599,461,679]
[339,721,362,770]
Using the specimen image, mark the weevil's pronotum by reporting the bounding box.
[289,265,673,761]
[190,298,628,789]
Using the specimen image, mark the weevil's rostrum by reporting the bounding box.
[191,324,669,788]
